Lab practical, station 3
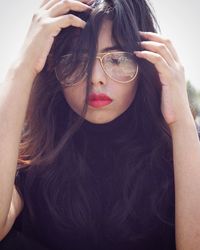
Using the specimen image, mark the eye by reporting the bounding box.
[109,53,130,65]
[110,57,121,65]
[106,55,122,65]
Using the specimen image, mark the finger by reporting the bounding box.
[140,41,176,67]
[39,0,50,8]
[42,0,59,10]
[53,14,86,29]
[139,31,180,62]
[43,0,93,10]
[134,50,170,77]
[48,0,92,17]
[76,0,94,3]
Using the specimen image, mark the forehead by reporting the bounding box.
[97,20,116,51]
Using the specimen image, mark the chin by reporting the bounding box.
[84,117,111,124]
[84,112,120,124]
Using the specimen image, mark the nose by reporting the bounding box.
[90,58,107,86]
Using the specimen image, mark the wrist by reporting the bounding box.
[6,57,38,83]
[168,110,196,134]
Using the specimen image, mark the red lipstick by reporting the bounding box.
[88,93,113,108]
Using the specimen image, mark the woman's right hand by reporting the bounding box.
[17,0,92,77]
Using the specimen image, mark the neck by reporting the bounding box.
[81,104,133,136]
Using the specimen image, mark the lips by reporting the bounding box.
[88,93,113,108]
[89,93,112,101]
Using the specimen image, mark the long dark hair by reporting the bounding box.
[17,0,175,244]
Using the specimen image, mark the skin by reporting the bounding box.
[63,20,138,124]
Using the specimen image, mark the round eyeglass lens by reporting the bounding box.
[55,55,88,86]
[102,52,138,82]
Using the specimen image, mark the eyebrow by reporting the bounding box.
[100,45,122,53]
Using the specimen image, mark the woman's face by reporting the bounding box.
[63,20,138,124]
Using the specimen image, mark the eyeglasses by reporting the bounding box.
[54,51,139,86]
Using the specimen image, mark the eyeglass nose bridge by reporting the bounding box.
[95,53,108,78]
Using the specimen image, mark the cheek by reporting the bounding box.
[63,84,86,114]
[114,83,138,108]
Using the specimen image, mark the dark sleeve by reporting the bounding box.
[1,230,50,250]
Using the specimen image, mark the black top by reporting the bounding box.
[2,105,176,250]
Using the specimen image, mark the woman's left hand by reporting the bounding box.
[134,32,193,129]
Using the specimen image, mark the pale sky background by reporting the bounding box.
[0,0,200,90]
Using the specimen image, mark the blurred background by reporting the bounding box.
[0,0,199,125]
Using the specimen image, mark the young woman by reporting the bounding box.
[0,0,200,249]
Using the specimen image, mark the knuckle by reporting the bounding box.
[61,0,70,6]
[32,11,44,24]
[155,55,162,63]
[67,14,74,23]
[32,12,40,21]
[32,10,51,28]
[158,44,166,51]
[59,0,70,13]
[164,38,171,45]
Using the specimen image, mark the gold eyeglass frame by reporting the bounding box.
[54,51,139,86]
